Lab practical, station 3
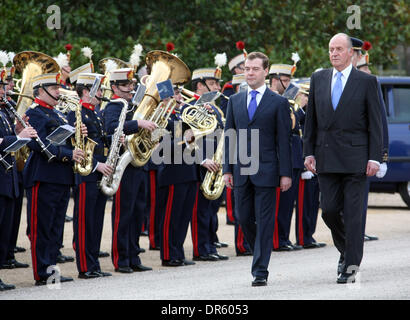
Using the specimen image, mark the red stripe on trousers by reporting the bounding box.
[30,182,40,281]
[297,178,305,246]
[163,185,174,261]
[237,225,246,253]
[148,170,156,248]
[226,187,235,223]
[79,183,88,272]
[273,187,281,249]
[191,186,199,257]
[113,184,121,269]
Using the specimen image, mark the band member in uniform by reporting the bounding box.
[24,73,86,285]
[1,64,30,269]
[104,68,155,273]
[223,52,292,286]
[304,33,383,284]
[294,83,326,249]
[67,72,113,279]
[190,67,228,262]
[268,61,303,251]
[0,65,37,291]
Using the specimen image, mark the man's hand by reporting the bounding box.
[280,176,292,192]
[304,155,316,174]
[202,159,220,173]
[81,123,88,137]
[15,115,29,135]
[138,119,157,132]
[72,148,85,164]
[223,173,234,189]
[17,126,37,139]
[366,161,380,177]
[96,162,113,177]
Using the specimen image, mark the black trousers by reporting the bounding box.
[318,173,367,272]
[235,179,277,279]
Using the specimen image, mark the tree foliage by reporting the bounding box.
[1,0,408,82]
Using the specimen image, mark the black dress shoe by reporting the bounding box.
[36,275,74,286]
[161,260,184,267]
[364,234,379,241]
[96,271,112,277]
[193,255,218,262]
[98,251,110,258]
[139,248,146,253]
[131,264,152,272]
[0,261,15,269]
[214,241,228,248]
[303,242,326,249]
[252,277,267,287]
[7,259,29,268]
[337,255,345,275]
[182,259,195,266]
[291,244,303,250]
[65,215,73,222]
[115,266,134,273]
[14,246,26,253]
[0,279,15,291]
[78,271,101,279]
[212,253,229,260]
[273,245,294,252]
[237,251,252,256]
[60,275,74,283]
[56,255,75,264]
[337,272,356,284]
[140,230,149,236]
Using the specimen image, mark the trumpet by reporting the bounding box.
[6,90,34,101]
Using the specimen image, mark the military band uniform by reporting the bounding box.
[67,99,110,277]
[104,95,147,272]
[24,97,74,283]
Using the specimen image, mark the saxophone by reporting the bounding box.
[99,98,128,196]
[72,100,97,176]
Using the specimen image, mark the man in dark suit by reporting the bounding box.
[223,52,292,287]
[303,33,383,284]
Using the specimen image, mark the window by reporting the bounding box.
[390,85,410,123]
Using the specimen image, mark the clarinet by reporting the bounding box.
[1,96,56,162]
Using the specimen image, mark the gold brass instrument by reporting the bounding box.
[55,88,80,114]
[98,58,130,111]
[200,129,225,200]
[72,98,97,176]
[127,50,191,167]
[179,87,218,150]
[13,51,60,116]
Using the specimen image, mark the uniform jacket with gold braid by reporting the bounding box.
[23,99,75,188]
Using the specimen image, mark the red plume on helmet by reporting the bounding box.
[236,41,247,58]
[64,43,72,62]
[362,41,372,51]
[166,42,175,52]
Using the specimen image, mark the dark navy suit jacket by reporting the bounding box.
[223,87,292,187]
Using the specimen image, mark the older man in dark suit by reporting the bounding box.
[223,52,292,287]
[303,33,383,284]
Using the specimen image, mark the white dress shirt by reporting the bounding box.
[247,84,267,109]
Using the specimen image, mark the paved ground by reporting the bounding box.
[0,192,409,300]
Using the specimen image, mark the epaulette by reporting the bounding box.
[29,102,39,109]
[221,82,233,93]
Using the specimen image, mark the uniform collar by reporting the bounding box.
[34,98,54,109]
[79,99,95,111]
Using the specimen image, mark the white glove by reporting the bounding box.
[301,171,315,180]
[376,162,387,178]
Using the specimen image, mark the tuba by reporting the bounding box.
[127,50,191,166]
[13,51,60,116]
